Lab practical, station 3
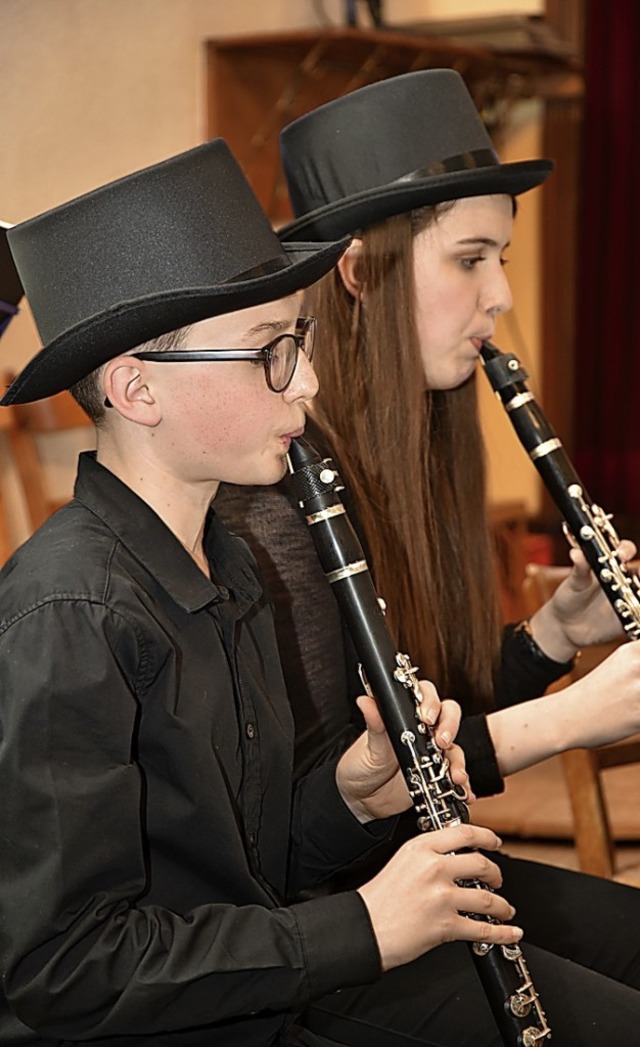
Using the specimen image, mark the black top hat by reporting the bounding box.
[2,139,348,405]
[0,221,24,340]
[279,69,553,242]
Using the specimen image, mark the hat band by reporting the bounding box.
[393,148,499,184]
[227,255,290,283]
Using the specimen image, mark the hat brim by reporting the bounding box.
[1,238,349,405]
[279,160,553,242]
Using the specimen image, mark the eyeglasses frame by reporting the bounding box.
[131,315,317,394]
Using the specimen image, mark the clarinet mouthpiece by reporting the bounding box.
[287,435,318,473]
[479,340,500,362]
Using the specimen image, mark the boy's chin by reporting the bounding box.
[264,456,289,486]
[232,456,289,488]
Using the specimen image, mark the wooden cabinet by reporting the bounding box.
[206,26,580,226]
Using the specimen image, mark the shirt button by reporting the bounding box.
[246,722,256,739]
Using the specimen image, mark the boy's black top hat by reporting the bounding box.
[279,69,553,242]
[2,139,348,405]
[0,221,24,338]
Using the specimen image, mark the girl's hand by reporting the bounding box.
[529,541,637,662]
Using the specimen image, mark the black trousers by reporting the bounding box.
[300,855,640,1047]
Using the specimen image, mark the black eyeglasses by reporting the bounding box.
[132,315,317,394]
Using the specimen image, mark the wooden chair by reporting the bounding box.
[489,499,530,623]
[523,561,640,880]
[6,384,93,531]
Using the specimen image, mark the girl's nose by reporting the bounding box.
[481,265,513,317]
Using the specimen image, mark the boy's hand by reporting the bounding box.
[358,823,521,971]
[336,684,470,823]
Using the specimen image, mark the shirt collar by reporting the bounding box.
[73,452,262,614]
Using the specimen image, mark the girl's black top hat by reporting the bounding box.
[279,68,553,243]
[2,139,348,405]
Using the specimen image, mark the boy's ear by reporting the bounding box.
[102,357,160,426]
[337,238,365,300]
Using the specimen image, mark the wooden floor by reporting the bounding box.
[470,753,640,887]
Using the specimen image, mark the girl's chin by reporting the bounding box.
[428,361,478,391]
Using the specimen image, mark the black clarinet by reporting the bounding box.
[481,341,640,639]
[287,436,551,1047]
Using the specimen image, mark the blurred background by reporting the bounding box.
[0,0,630,557]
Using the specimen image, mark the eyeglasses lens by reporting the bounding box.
[270,336,298,392]
[268,320,315,392]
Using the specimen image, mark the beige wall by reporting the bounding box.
[479,102,544,514]
[320,0,543,22]
[0,0,545,546]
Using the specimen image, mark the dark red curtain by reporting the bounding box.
[574,0,640,514]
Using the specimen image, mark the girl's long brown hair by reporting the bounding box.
[306,207,503,714]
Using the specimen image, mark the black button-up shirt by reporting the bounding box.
[0,453,384,1046]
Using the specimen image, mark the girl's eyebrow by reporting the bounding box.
[456,236,511,249]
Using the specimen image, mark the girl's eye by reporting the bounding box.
[460,256,484,270]
[459,255,509,270]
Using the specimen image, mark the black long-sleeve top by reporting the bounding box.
[215,430,572,797]
[0,453,391,1046]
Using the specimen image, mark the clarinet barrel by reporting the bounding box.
[480,341,640,641]
[287,436,551,1047]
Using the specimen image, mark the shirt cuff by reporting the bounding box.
[457,713,505,799]
[498,622,575,707]
[289,889,381,1003]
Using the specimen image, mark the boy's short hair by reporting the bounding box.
[71,326,189,424]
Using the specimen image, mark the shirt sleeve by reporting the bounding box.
[288,759,398,894]
[458,624,576,799]
[457,714,505,798]
[495,622,576,708]
[0,601,381,1040]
